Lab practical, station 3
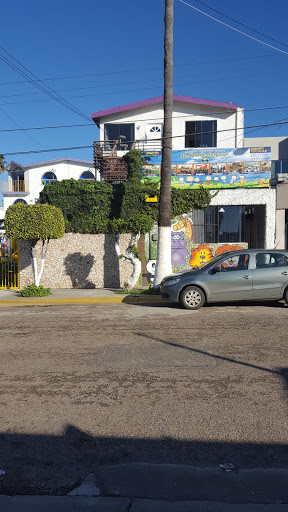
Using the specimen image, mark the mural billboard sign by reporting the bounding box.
[142,147,271,189]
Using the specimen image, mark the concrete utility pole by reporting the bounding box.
[153,0,174,287]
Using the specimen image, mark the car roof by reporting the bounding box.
[217,249,288,256]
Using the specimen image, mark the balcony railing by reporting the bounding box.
[132,139,162,152]
[1,179,29,193]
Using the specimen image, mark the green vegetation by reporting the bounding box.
[39,179,113,233]
[5,203,65,241]
[20,283,51,297]
[39,151,212,235]
[5,203,65,287]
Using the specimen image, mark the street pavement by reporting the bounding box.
[0,295,287,509]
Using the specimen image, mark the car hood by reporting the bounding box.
[162,268,201,282]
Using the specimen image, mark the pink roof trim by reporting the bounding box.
[91,94,238,121]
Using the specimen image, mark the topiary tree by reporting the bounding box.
[110,213,154,289]
[5,203,65,286]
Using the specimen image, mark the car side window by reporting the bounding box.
[216,254,249,272]
[256,253,287,269]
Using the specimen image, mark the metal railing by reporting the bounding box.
[132,139,162,152]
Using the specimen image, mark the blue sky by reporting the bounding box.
[0,0,288,170]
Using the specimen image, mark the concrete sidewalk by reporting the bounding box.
[0,288,163,306]
[0,496,287,511]
[2,464,288,510]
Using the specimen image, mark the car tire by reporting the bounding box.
[284,287,288,305]
[180,286,205,310]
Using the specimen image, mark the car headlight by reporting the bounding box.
[163,278,180,287]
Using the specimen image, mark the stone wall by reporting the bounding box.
[19,233,133,289]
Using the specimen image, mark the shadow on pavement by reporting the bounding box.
[122,296,287,309]
[1,425,288,497]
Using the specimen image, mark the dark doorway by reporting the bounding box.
[244,205,266,248]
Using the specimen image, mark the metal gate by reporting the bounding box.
[0,235,19,289]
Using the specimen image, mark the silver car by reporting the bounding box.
[160,249,288,310]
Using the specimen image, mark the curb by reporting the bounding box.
[0,295,164,307]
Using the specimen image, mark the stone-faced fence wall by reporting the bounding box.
[19,233,133,289]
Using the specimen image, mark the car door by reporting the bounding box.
[208,253,253,301]
[252,252,288,299]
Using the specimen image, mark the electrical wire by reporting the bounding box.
[1,104,288,133]
[0,44,92,122]
[3,118,288,157]
[189,0,288,49]
[0,53,274,87]
[178,0,288,56]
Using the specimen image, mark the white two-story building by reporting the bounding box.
[91,94,276,250]
[91,93,244,152]
[1,157,99,215]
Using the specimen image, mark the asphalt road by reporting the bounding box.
[0,300,287,495]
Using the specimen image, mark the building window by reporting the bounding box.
[185,121,217,148]
[104,123,135,150]
[42,171,57,185]
[193,206,245,244]
[13,198,27,205]
[150,126,161,133]
[80,171,95,180]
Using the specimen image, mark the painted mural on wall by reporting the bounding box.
[0,233,8,258]
[144,215,248,276]
[142,147,271,189]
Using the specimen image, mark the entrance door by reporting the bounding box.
[146,124,162,150]
[244,205,265,248]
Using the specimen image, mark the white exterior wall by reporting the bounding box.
[210,188,276,249]
[99,103,244,149]
[3,161,99,213]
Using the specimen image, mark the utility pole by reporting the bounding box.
[153,0,174,286]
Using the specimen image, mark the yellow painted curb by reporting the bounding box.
[0,296,163,306]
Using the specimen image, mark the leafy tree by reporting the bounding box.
[5,203,65,286]
[0,154,6,173]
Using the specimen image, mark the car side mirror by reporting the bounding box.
[212,266,221,274]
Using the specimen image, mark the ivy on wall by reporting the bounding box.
[39,151,212,234]
[40,179,113,233]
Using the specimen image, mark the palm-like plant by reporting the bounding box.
[0,154,6,173]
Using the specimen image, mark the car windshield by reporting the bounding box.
[197,254,229,271]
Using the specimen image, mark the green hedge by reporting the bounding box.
[40,179,113,233]
[5,203,65,240]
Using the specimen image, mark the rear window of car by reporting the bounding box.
[255,253,287,268]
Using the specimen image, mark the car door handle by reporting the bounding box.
[281,271,288,275]
[242,275,250,279]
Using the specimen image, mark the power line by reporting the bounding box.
[0,70,254,99]
[190,0,288,49]
[0,72,250,105]
[1,104,288,133]
[178,0,288,56]
[0,44,92,122]
[0,54,274,87]
[4,119,288,157]
[1,106,288,133]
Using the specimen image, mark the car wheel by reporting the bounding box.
[284,287,288,305]
[180,286,205,310]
